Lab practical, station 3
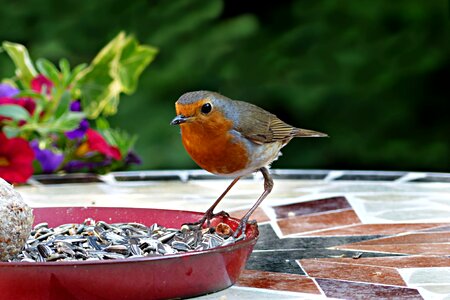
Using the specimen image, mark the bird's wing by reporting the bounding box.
[232,100,297,144]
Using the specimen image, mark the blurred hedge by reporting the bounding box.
[1,0,448,172]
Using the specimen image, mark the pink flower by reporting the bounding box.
[0,96,36,124]
[0,133,35,183]
[31,75,54,94]
[76,129,122,160]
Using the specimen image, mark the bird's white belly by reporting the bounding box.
[224,139,283,177]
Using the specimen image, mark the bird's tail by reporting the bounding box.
[293,128,328,138]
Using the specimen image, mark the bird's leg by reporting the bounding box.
[185,176,241,229]
[233,167,273,238]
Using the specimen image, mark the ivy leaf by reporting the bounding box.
[116,36,158,94]
[2,41,37,87]
[77,32,157,118]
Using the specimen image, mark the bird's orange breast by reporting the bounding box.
[180,111,248,175]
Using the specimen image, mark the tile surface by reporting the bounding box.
[336,232,450,255]
[16,169,450,300]
[236,270,321,294]
[273,196,351,219]
[230,207,270,223]
[299,258,407,286]
[300,223,448,237]
[277,208,361,235]
[316,278,423,299]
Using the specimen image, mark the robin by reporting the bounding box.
[171,91,327,237]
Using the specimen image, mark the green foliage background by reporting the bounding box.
[1,0,448,172]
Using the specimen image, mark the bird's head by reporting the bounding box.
[170,91,230,128]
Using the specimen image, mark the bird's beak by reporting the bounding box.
[170,114,189,125]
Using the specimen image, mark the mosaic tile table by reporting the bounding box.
[19,170,450,300]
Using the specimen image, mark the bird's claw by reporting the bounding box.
[233,217,254,238]
[211,210,230,219]
[183,210,230,231]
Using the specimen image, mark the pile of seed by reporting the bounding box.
[0,178,34,262]
[10,219,244,262]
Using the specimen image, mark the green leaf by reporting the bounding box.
[59,58,70,73]
[31,104,43,122]
[54,90,71,119]
[2,126,21,138]
[100,127,138,155]
[0,104,31,121]
[36,58,60,85]
[16,90,48,102]
[15,90,48,114]
[0,79,18,88]
[77,32,157,118]
[59,58,71,86]
[2,41,37,87]
[77,32,125,118]
[68,63,88,85]
[117,37,158,94]
[56,111,85,130]
[95,117,110,130]
[29,111,85,136]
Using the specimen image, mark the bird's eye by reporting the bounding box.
[201,103,212,114]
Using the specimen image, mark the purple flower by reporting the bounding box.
[65,119,90,139]
[64,159,112,172]
[125,151,142,165]
[70,100,82,112]
[30,140,64,173]
[0,83,19,98]
[65,100,89,139]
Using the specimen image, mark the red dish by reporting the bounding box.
[0,207,259,300]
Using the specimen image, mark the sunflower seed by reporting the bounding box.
[10,218,244,262]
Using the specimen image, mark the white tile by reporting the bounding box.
[374,208,450,223]
[399,268,450,300]
[400,268,450,285]
[347,193,450,224]
[194,286,326,300]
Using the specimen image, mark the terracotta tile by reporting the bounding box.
[419,224,450,232]
[298,259,406,286]
[277,209,361,235]
[236,270,321,294]
[230,207,270,223]
[316,278,423,300]
[273,196,350,219]
[300,256,450,268]
[377,232,449,244]
[334,232,450,255]
[338,232,450,246]
[300,223,448,237]
[335,243,450,255]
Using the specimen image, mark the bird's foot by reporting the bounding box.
[232,217,255,238]
[183,210,230,231]
[211,210,230,220]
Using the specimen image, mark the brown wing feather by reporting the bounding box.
[269,118,298,141]
[232,100,297,144]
